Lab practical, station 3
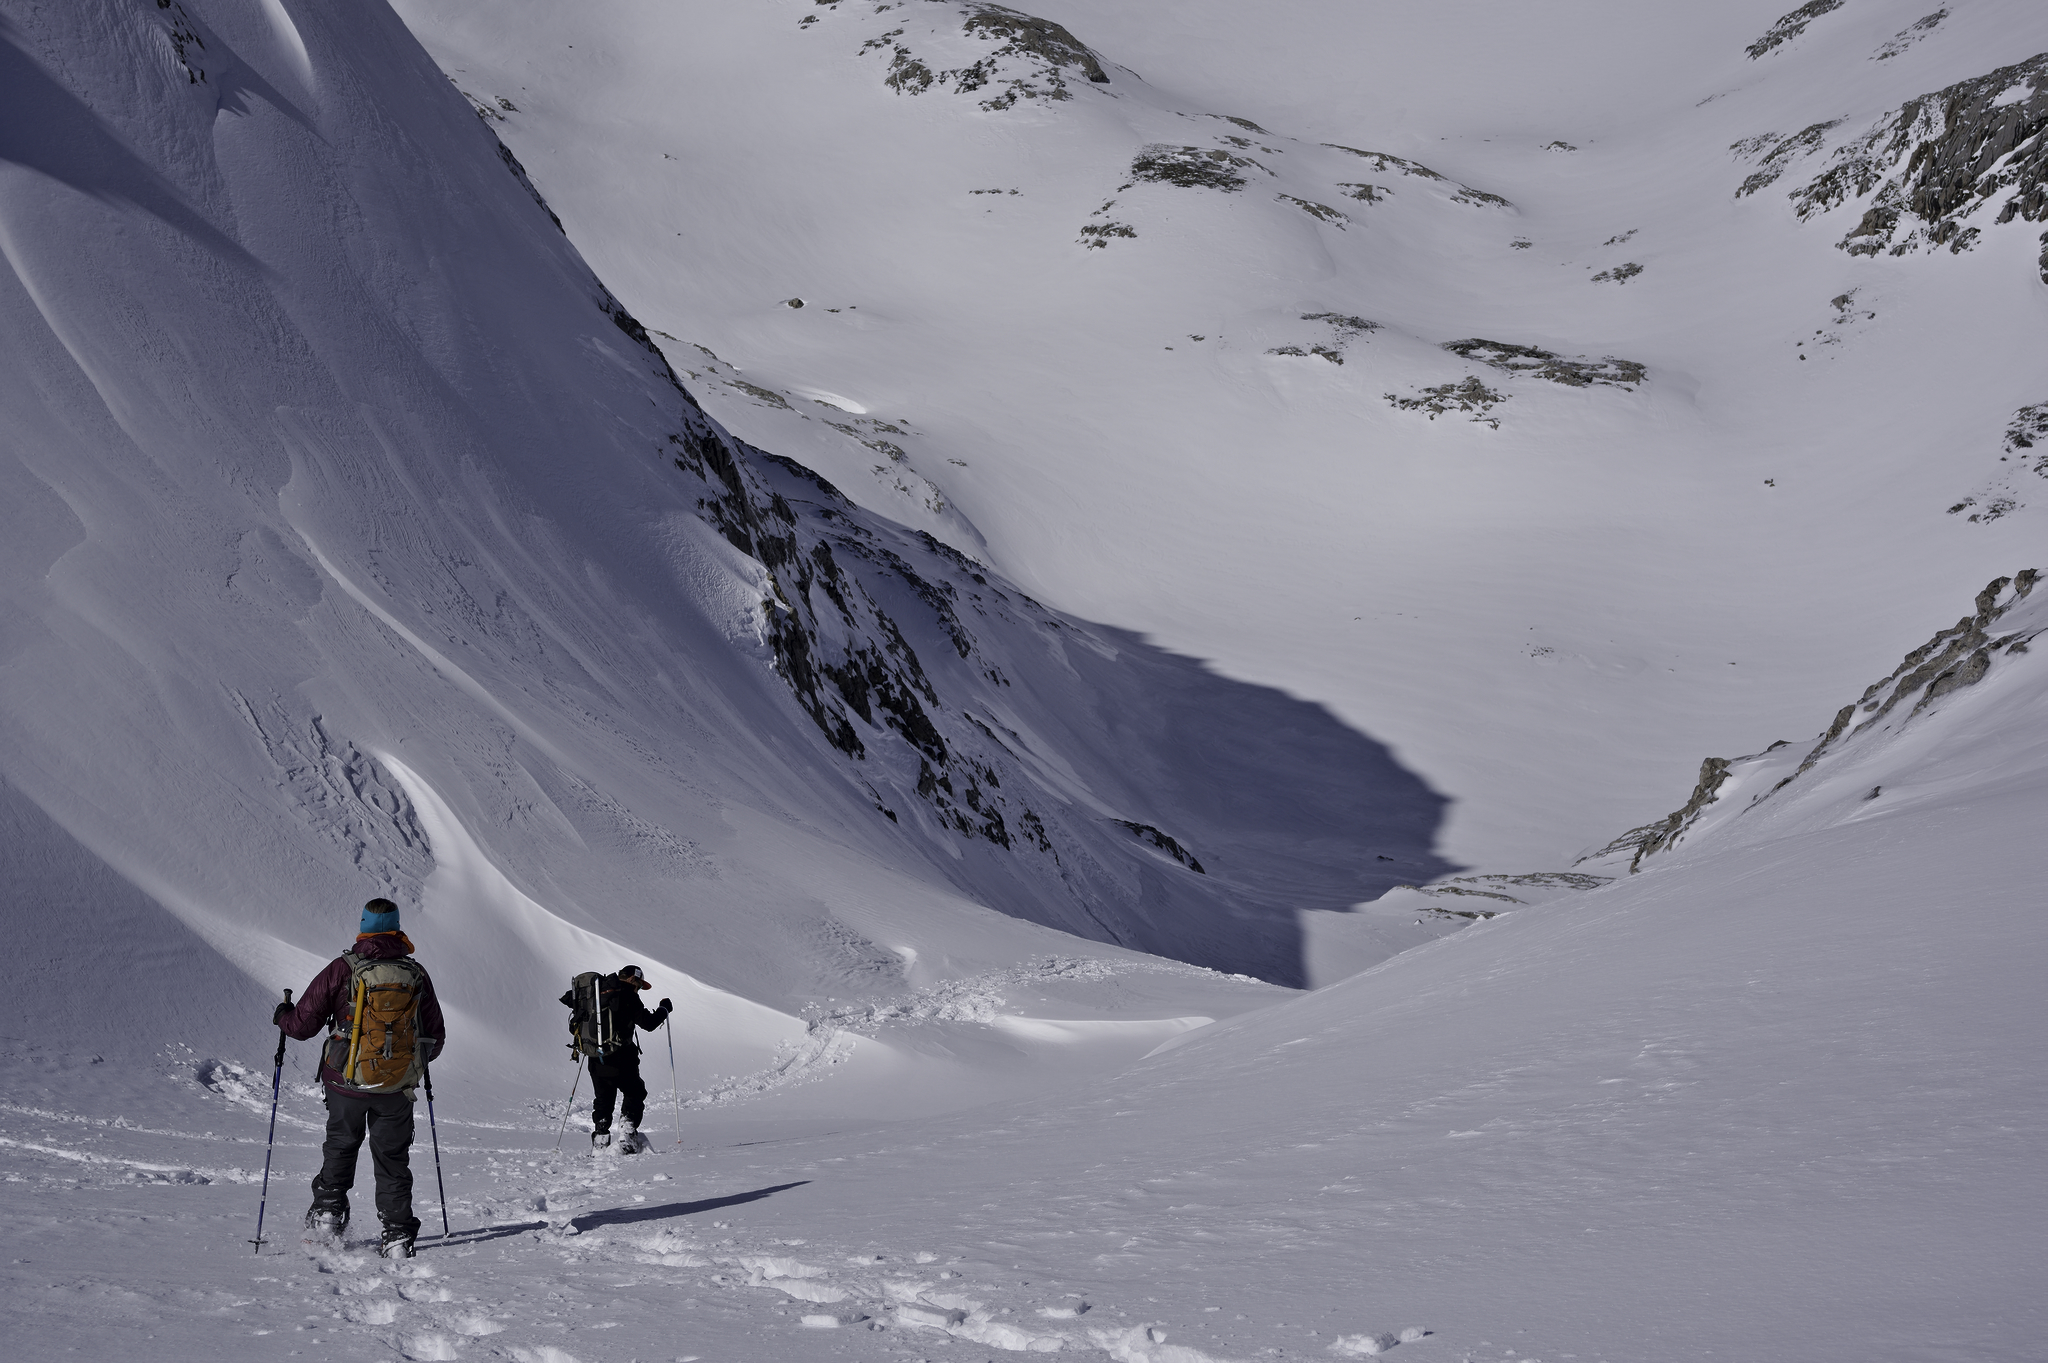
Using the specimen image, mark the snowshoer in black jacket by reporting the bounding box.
[560,964,671,1151]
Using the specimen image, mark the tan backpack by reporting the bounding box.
[323,953,429,1094]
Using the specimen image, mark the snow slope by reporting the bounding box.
[393,0,2048,867]
[1,2,2044,1361]
[5,568,2044,1361]
[0,0,1466,1105]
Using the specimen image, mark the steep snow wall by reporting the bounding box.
[0,0,1452,1109]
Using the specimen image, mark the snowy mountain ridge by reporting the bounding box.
[1595,567,2044,869]
[1,3,2045,1360]
[400,0,2048,870]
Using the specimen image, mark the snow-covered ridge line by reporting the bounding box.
[1595,568,2042,869]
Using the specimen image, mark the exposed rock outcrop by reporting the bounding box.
[1442,340,1646,389]
[1778,53,2048,281]
[857,2,1114,110]
[1593,572,2042,870]
[1745,0,1845,61]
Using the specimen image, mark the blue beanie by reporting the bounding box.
[360,897,401,935]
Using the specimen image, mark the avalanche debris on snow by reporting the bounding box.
[227,700,433,893]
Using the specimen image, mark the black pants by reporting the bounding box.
[312,1086,416,1229]
[589,1053,646,1133]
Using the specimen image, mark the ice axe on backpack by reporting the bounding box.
[250,988,291,1254]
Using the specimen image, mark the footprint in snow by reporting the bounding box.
[1329,1326,1430,1355]
[448,1311,506,1336]
[397,1280,452,1303]
[399,1331,459,1361]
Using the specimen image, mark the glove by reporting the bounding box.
[272,1001,292,1026]
[657,998,673,1016]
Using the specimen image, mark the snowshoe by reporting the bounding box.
[379,1220,420,1259]
[617,1126,647,1154]
[303,1206,348,1241]
[590,1130,613,1150]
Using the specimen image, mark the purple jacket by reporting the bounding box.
[280,933,446,1093]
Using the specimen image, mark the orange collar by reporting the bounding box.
[354,930,415,954]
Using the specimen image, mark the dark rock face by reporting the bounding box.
[1781,53,2048,280]
[1874,8,1948,63]
[1130,144,1263,192]
[1322,146,1512,207]
[961,6,1110,85]
[864,2,1114,111]
[665,407,1454,984]
[1604,757,1733,871]
[492,137,565,234]
[1600,572,2042,870]
[1113,821,1205,874]
[1384,377,1509,428]
[1745,0,1845,60]
[2005,404,2048,456]
[1732,120,1843,198]
[1442,340,1646,389]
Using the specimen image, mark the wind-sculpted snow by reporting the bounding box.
[0,0,1452,1132]
[5,4,2047,1360]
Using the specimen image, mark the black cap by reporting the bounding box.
[618,964,651,989]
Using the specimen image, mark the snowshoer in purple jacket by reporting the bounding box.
[276,898,446,1257]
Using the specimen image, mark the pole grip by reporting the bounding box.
[272,988,293,1064]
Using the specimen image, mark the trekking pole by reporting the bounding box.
[665,1014,684,1148]
[249,988,292,1254]
[553,1053,584,1151]
[423,1065,451,1239]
